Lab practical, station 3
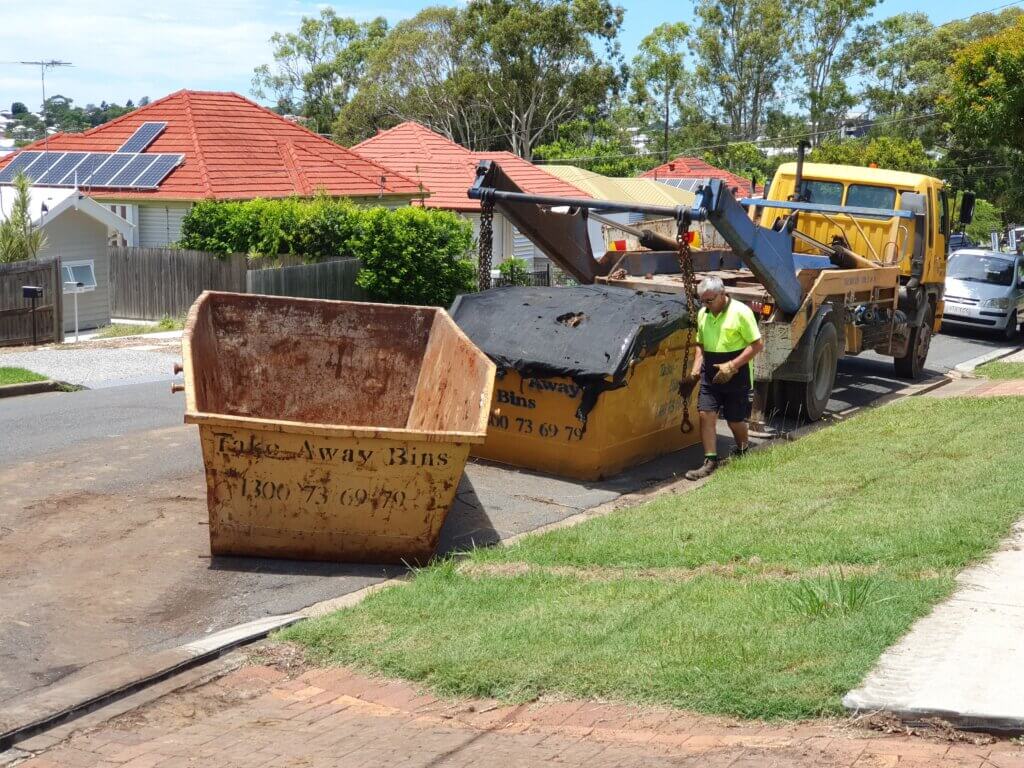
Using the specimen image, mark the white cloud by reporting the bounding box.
[0,1,446,110]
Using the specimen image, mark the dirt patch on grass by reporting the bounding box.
[456,560,887,583]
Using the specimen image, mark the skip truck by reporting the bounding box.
[469,152,974,423]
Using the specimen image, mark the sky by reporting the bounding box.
[0,0,1012,114]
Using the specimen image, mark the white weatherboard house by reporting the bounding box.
[0,185,133,332]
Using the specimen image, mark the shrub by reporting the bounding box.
[354,206,475,306]
[498,257,532,286]
[295,196,361,262]
[179,198,475,305]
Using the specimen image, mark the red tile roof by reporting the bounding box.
[641,156,763,194]
[352,122,587,211]
[0,90,422,201]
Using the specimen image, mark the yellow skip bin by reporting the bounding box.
[451,286,699,481]
[181,292,495,564]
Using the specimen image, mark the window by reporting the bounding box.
[62,260,97,292]
[947,253,1013,286]
[798,180,843,205]
[846,185,897,210]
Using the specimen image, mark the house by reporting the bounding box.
[0,185,133,332]
[0,91,423,247]
[352,122,589,271]
[641,156,764,196]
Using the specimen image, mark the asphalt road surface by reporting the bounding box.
[0,326,1014,722]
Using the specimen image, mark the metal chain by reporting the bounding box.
[676,220,700,434]
[478,201,494,291]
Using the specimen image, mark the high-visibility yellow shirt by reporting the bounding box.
[696,298,761,352]
[696,298,761,385]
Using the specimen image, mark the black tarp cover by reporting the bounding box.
[450,286,693,422]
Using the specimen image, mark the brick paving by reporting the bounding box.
[14,663,1024,767]
[960,378,1024,397]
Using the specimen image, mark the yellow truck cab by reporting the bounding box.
[765,162,951,321]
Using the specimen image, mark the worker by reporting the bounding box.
[682,276,765,480]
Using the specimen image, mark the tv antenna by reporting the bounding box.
[18,59,73,150]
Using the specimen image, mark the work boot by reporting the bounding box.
[730,443,750,459]
[685,456,718,481]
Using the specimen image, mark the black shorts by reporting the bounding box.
[697,383,751,422]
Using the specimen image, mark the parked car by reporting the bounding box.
[948,232,975,252]
[942,249,1024,339]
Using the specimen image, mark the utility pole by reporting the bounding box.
[19,59,72,148]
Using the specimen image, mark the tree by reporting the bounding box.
[793,0,877,144]
[961,198,1003,243]
[10,102,27,115]
[335,6,498,148]
[944,18,1024,153]
[855,8,1023,141]
[532,109,659,176]
[43,95,89,133]
[253,8,388,134]
[702,142,782,185]
[693,0,795,141]
[811,136,935,173]
[463,0,625,159]
[0,172,47,263]
[631,22,689,162]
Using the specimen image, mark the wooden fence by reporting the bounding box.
[110,247,248,320]
[110,247,365,320]
[0,259,63,347]
[246,258,365,301]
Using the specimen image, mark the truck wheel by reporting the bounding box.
[1002,310,1019,341]
[785,321,839,422]
[894,306,933,380]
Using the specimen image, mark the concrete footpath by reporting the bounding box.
[844,376,1024,733]
[9,654,1023,768]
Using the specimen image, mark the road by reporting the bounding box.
[0,327,1013,725]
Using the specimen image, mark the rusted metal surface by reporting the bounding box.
[182,291,495,564]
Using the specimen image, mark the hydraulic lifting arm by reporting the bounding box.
[469,160,915,315]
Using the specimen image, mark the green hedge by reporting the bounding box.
[178,197,475,306]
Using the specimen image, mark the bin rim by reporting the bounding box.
[183,411,488,444]
[182,290,494,442]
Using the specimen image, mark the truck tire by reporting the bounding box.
[894,305,933,380]
[785,321,839,422]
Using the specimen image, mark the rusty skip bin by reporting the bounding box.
[180,291,495,564]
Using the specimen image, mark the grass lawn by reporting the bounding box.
[975,360,1024,380]
[280,397,1024,720]
[95,316,184,339]
[0,367,47,385]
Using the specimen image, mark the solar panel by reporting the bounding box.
[12,152,65,182]
[62,152,109,185]
[35,152,89,185]
[117,122,166,153]
[132,153,182,188]
[109,154,158,186]
[85,154,134,186]
[0,151,43,182]
[1,149,182,189]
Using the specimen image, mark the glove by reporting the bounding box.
[678,372,700,399]
[712,362,737,385]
